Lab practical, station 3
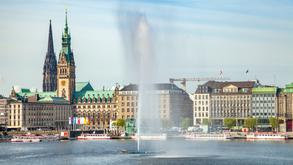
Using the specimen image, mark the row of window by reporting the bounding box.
[194,107,209,111]
[194,112,209,117]
[76,105,115,109]
[194,95,209,100]
[252,106,275,109]
[121,108,137,113]
[252,113,275,116]
[194,101,209,105]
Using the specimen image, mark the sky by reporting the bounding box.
[0,0,293,95]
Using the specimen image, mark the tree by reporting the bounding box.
[202,119,211,126]
[180,117,192,129]
[223,118,236,129]
[269,117,279,132]
[116,119,125,128]
[244,117,257,131]
[115,119,125,133]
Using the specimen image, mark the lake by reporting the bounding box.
[1,139,293,165]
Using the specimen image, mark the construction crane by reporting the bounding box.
[169,77,230,91]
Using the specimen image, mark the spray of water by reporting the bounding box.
[118,11,161,152]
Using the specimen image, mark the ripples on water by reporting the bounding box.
[1,140,293,165]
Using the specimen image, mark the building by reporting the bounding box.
[8,89,71,130]
[43,20,57,92]
[277,83,293,132]
[192,85,210,125]
[6,12,75,131]
[117,83,193,127]
[72,82,118,130]
[251,86,278,129]
[56,11,76,103]
[194,81,258,127]
[0,95,11,130]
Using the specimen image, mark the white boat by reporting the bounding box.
[246,133,287,140]
[77,133,110,140]
[132,134,167,140]
[11,136,41,142]
[185,133,227,140]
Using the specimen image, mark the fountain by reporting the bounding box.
[119,13,162,153]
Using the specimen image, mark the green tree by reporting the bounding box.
[202,119,211,126]
[269,117,279,132]
[116,119,125,128]
[115,119,125,133]
[244,117,257,131]
[223,118,236,129]
[180,117,192,129]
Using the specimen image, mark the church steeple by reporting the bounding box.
[43,20,57,92]
[57,11,76,103]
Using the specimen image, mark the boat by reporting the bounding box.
[11,135,41,142]
[0,135,12,142]
[185,133,228,140]
[132,134,167,140]
[77,133,110,140]
[246,132,287,140]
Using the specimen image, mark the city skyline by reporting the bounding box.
[1,0,293,95]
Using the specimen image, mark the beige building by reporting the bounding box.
[73,82,118,130]
[194,81,257,127]
[0,96,10,130]
[117,83,193,127]
[8,89,72,131]
[192,93,210,125]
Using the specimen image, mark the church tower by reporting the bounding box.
[43,20,57,92]
[57,11,76,103]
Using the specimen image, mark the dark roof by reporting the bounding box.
[202,81,256,89]
[121,83,182,91]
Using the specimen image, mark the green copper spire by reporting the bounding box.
[61,9,72,63]
[65,9,68,33]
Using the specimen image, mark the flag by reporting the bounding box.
[78,117,80,125]
[69,117,72,125]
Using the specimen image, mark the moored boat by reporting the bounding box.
[246,132,287,140]
[11,136,41,142]
[77,133,110,140]
[185,133,228,140]
[131,134,167,140]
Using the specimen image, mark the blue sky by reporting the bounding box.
[0,0,293,95]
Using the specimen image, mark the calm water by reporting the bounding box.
[1,139,293,165]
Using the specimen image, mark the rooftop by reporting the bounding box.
[120,83,183,91]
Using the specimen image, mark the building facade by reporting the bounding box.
[0,96,10,130]
[117,83,193,127]
[277,83,293,132]
[193,81,257,127]
[72,82,118,130]
[8,93,71,130]
[192,93,210,125]
[251,86,278,127]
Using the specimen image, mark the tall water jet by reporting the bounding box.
[118,13,161,152]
